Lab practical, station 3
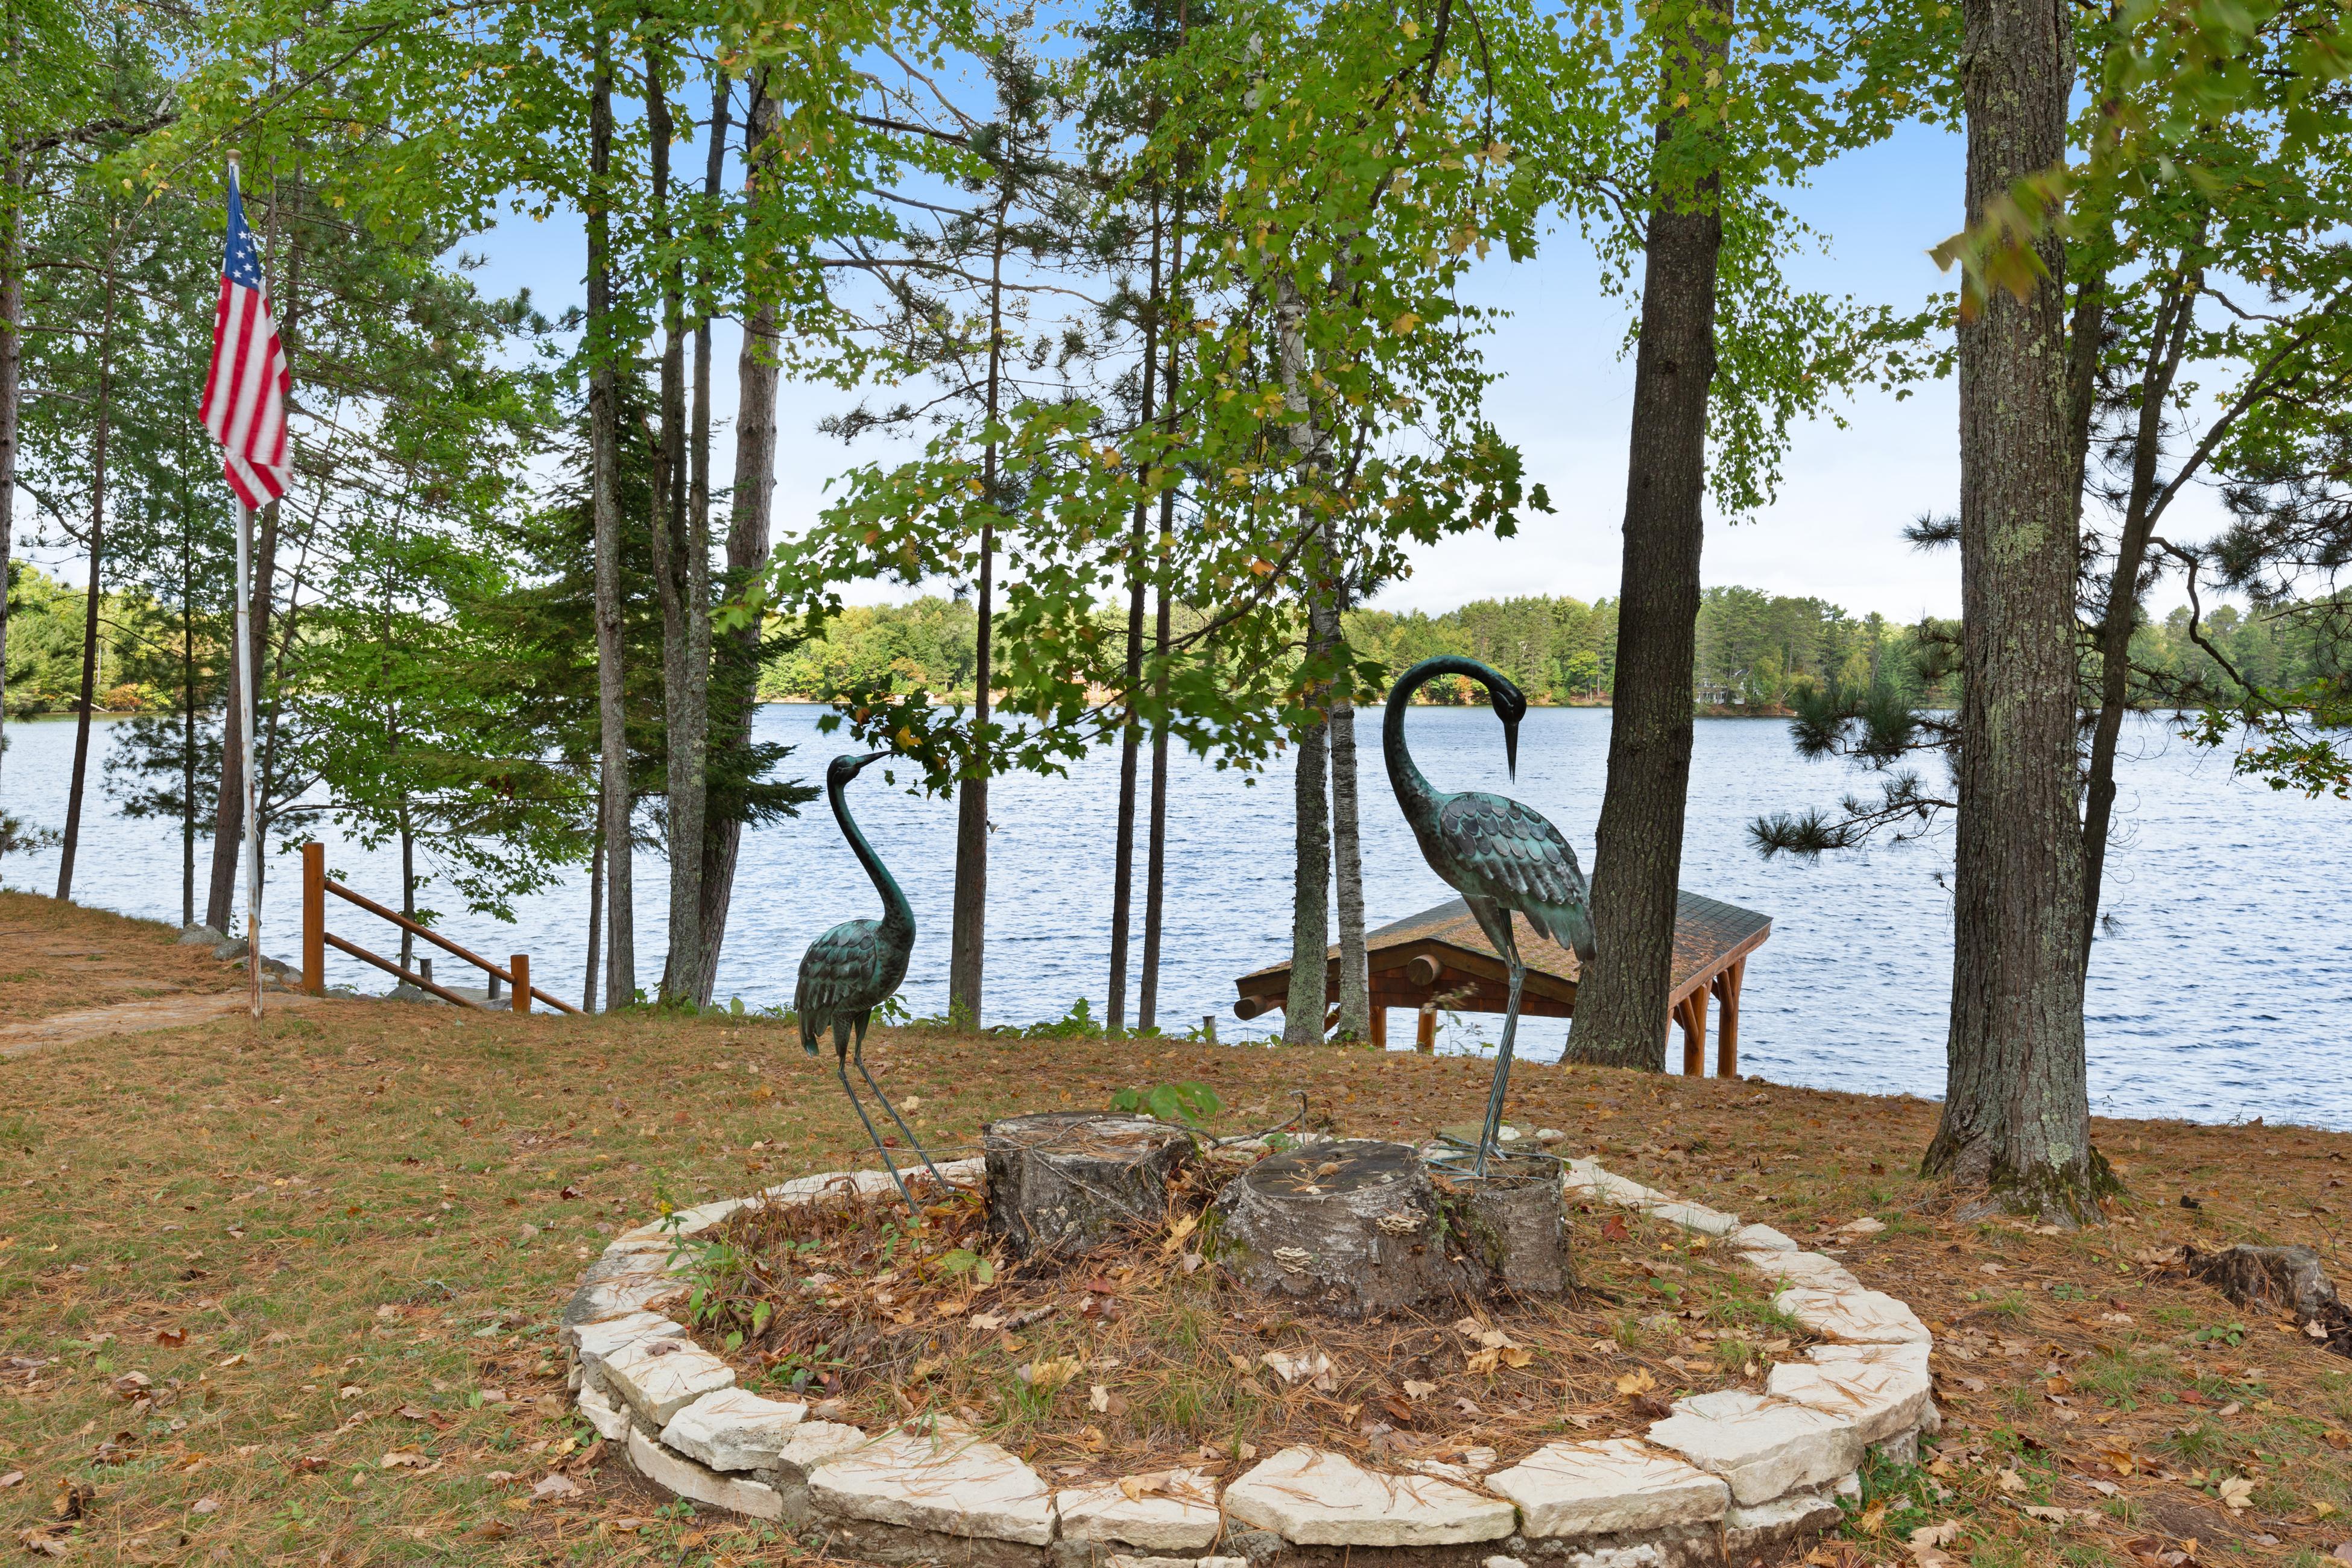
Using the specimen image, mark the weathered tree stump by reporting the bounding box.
[1209,1140,1569,1318]
[982,1112,1195,1259]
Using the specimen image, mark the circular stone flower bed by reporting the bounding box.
[562,1140,1941,1567]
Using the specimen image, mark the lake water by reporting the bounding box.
[3,705,2345,1129]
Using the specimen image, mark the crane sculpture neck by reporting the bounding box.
[1385,654,1503,833]
[831,772,914,939]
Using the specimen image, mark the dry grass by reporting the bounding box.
[0,892,2348,1567]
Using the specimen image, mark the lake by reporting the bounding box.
[3,704,2344,1129]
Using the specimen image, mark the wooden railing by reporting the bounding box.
[300,842,583,1015]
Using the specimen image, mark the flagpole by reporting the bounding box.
[236,493,261,1020]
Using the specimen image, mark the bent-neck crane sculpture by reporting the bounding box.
[797,751,947,1211]
[1385,656,1595,1177]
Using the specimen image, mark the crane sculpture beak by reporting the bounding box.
[1503,717,1520,781]
[854,750,890,771]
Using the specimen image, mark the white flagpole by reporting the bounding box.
[236,493,261,1019]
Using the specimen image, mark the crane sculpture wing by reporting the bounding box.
[1436,792,1593,958]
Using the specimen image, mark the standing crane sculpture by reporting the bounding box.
[1384,656,1595,1177]
[797,751,947,1211]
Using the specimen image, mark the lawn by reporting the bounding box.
[2,892,2348,1566]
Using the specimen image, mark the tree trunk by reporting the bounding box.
[583,832,605,1014]
[57,258,117,903]
[1565,14,1727,1070]
[1921,0,2107,1222]
[648,54,706,1007]
[1211,1139,1567,1318]
[691,74,776,1007]
[399,815,417,972]
[1282,646,1332,1045]
[982,1112,1195,1258]
[0,139,19,804]
[2079,263,2192,971]
[1139,575,1173,1032]
[589,36,634,1009]
[949,189,1014,1029]
[1326,564,1369,1042]
[1108,193,1168,1035]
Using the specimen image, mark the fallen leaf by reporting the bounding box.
[1162,1214,1200,1254]
[2218,1477,2254,1513]
[379,1451,433,1470]
[1402,1379,1437,1400]
[190,1497,220,1516]
[154,1329,186,1348]
[1615,1368,1657,1397]
[1600,1214,1631,1242]
[532,1473,581,1500]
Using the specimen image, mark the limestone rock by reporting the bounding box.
[577,1379,633,1441]
[809,1427,1056,1545]
[1728,1223,1797,1252]
[627,1426,785,1520]
[1563,1160,1673,1210]
[563,1309,684,1368]
[662,1387,811,1472]
[599,1336,736,1427]
[1106,1558,1248,1568]
[1768,1353,1930,1443]
[1057,1468,1222,1551]
[1643,1200,1741,1237]
[561,1272,689,1330]
[1221,1446,1515,1547]
[1723,1485,1843,1553]
[1487,1438,1729,1537]
[1646,1390,1864,1505]
[1772,1285,1932,1344]
[1734,1250,1861,1293]
[1807,1339,1931,1380]
[769,1420,873,1479]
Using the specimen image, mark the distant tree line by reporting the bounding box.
[738,586,2345,711]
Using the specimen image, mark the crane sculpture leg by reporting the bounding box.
[850,1016,946,1197]
[1467,897,1526,1178]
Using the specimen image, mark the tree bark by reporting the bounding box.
[1326,561,1369,1042]
[1108,194,1168,1035]
[589,31,635,1008]
[583,832,605,1013]
[1211,1139,1567,1318]
[1921,0,2107,1221]
[1282,644,1332,1045]
[949,186,1014,1029]
[1140,575,1174,1032]
[982,1112,1195,1258]
[2079,262,2192,971]
[1565,10,1727,1070]
[55,246,115,902]
[0,140,19,806]
[653,60,716,1005]
[691,74,777,1007]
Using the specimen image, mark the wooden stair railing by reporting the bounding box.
[300,842,583,1015]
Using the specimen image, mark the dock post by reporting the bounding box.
[1415,1002,1437,1052]
[301,842,325,995]
[511,955,531,1015]
[1714,960,1743,1076]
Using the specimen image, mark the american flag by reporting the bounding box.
[201,163,291,508]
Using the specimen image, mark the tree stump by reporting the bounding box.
[982,1113,1195,1259]
[1210,1140,1569,1318]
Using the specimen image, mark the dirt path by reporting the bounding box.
[0,988,320,1056]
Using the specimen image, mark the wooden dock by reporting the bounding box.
[1233,891,1770,1075]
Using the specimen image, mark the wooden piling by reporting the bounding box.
[301,842,325,995]
[511,955,531,1014]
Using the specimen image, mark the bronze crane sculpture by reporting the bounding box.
[797,751,947,1210]
[1383,656,1595,1177]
